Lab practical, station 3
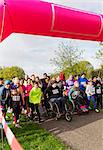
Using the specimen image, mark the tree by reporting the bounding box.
[51,60,94,79]
[91,68,103,79]
[61,60,94,79]
[0,66,25,80]
[73,61,94,78]
[96,48,103,65]
[51,42,84,72]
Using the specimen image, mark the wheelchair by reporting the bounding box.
[65,91,89,115]
[67,91,89,115]
[47,97,72,122]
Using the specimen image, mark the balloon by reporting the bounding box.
[0,0,103,42]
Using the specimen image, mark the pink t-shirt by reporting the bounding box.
[25,84,32,97]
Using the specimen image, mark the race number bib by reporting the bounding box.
[97,87,101,94]
[12,96,20,102]
[52,89,59,95]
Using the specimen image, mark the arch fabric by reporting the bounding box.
[0,0,103,42]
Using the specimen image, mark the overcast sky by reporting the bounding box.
[0,0,103,76]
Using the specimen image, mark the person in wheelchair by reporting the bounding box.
[45,80,66,115]
[69,81,88,112]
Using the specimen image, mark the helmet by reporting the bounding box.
[4,80,11,85]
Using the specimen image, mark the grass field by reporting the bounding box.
[0,115,69,150]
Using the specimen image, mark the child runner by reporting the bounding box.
[11,88,22,127]
[24,75,28,82]
[31,74,36,85]
[0,78,4,99]
[0,78,5,116]
[29,82,43,123]
[35,77,42,88]
[66,74,74,90]
[86,80,99,113]
[25,78,32,116]
[14,79,24,110]
[2,80,11,118]
[79,73,88,92]
[95,80,102,109]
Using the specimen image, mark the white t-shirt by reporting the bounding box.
[86,85,95,96]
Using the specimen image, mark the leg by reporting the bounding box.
[27,96,30,114]
[25,96,28,114]
[87,96,91,108]
[60,97,66,113]
[23,97,26,110]
[35,104,41,122]
[2,106,6,119]
[100,95,103,109]
[55,98,62,113]
[13,107,17,124]
[43,94,47,109]
[17,104,20,121]
[31,103,34,120]
[91,95,96,109]
[96,95,99,109]
[98,95,102,109]
[44,98,49,112]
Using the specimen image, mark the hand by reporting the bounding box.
[11,108,13,113]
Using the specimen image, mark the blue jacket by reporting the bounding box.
[0,85,4,96]
[78,77,88,91]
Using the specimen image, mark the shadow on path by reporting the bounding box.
[41,111,103,150]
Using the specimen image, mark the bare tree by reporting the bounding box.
[51,41,84,71]
[96,48,103,65]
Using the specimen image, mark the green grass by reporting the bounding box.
[0,115,69,150]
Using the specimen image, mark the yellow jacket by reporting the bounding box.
[29,87,42,105]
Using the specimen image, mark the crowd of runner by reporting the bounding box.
[0,72,103,127]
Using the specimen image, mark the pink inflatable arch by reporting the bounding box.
[0,0,103,42]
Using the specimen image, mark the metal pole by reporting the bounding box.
[0,96,4,150]
[1,124,4,150]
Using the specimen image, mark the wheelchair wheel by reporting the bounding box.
[66,100,74,113]
[65,112,72,122]
[53,103,61,119]
[47,101,55,117]
[55,113,61,120]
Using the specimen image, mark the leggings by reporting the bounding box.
[31,103,41,121]
[96,94,102,109]
[24,96,29,110]
[13,105,20,123]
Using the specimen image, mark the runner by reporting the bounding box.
[11,87,22,128]
[29,82,43,123]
